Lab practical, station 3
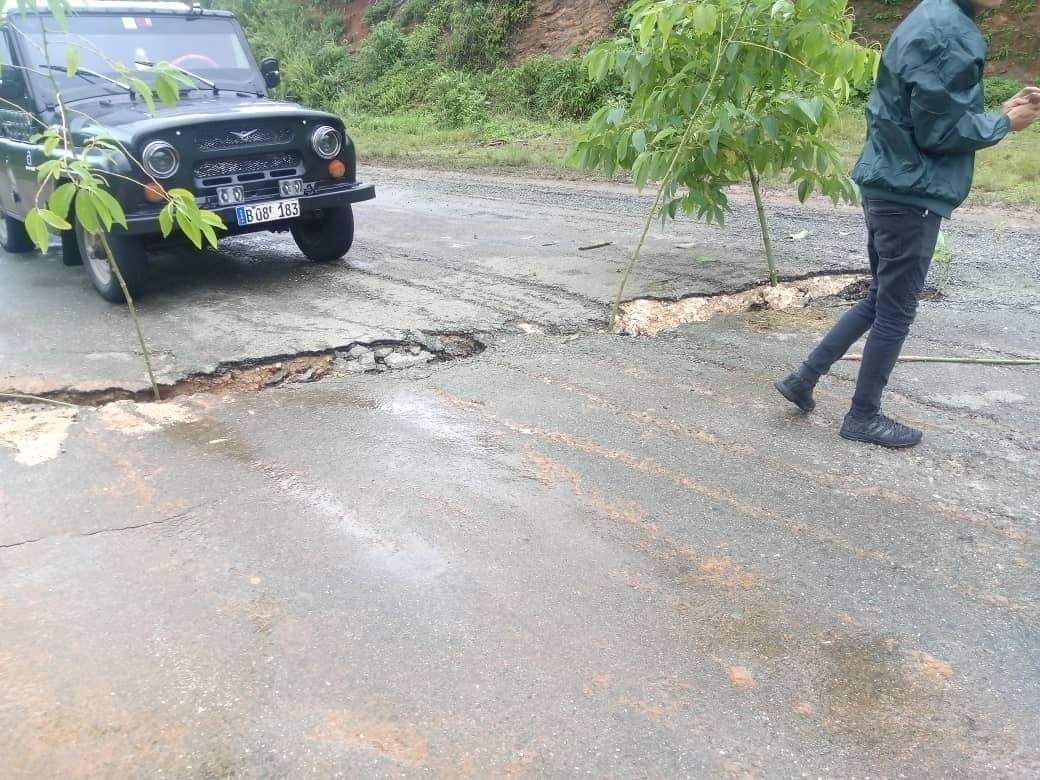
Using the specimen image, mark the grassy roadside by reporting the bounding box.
[349,108,1040,209]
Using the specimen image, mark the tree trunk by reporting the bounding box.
[745,159,778,287]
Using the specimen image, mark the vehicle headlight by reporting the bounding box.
[142,140,179,179]
[311,125,341,159]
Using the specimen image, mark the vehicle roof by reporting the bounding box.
[2,1,230,16]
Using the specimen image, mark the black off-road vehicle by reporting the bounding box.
[0,0,375,301]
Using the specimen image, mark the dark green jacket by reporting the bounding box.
[852,0,1009,217]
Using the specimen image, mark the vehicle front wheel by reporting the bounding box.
[290,205,354,262]
[76,221,149,303]
[0,212,35,253]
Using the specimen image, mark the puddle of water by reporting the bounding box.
[616,274,868,336]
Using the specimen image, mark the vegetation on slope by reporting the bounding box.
[209,0,1039,207]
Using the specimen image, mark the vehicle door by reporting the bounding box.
[0,27,36,220]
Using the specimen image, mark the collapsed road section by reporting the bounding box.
[0,332,485,408]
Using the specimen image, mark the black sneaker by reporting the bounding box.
[840,412,923,449]
[774,369,817,412]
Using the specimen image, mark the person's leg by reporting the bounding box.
[801,210,881,381]
[848,203,941,419]
[775,204,879,411]
[840,201,941,447]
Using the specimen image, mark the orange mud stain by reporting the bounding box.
[699,557,755,590]
[911,651,955,681]
[728,666,757,689]
[315,710,429,767]
[437,390,1040,619]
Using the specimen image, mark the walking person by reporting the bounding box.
[775,0,1040,448]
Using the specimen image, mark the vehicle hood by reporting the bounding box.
[67,96,343,144]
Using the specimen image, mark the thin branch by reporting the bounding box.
[0,393,78,408]
[841,355,1040,366]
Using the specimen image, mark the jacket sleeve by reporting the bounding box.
[903,34,1010,154]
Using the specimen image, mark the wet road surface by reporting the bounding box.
[2,168,1039,777]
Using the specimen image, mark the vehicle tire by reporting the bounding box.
[76,220,149,303]
[290,205,354,262]
[0,212,35,253]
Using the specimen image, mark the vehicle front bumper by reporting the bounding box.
[123,181,376,237]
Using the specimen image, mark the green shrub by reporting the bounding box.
[472,65,523,113]
[402,22,440,64]
[516,54,611,120]
[399,0,439,25]
[985,76,1028,110]
[359,20,407,81]
[363,0,397,27]
[430,71,489,127]
[364,62,443,112]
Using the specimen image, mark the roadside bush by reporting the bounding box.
[985,76,1027,110]
[402,22,440,64]
[472,65,523,113]
[359,20,407,81]
[430,71,489,127]
[364,62,443,113]
[398,0,439,25]
[363,0,397,27]
[517,54,612,120]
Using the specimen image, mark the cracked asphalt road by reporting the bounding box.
[2,168,1039,777]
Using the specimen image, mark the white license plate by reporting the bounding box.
[235,199,300,226]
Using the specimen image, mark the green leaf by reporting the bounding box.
[176,208,202,249]
[200,222,219,249]
[35,159,63,183]
[36,208,71,231]
[761,116,779,142]
[159,204,174,237]
[86,190,114,231]
[24,209,50,252]
[46,0,67,28]
[797,178,813,203]
[616,131,630,164]
[691,4,717,37]
[49,182,76,219]
[65,44,79,78]
[199,210,225,229]
[128,77,156,114]
[75,192,100,234]
[631,129,647,153]
[155,73,180,108]
[91,188,128,229]
[632,152,651,190]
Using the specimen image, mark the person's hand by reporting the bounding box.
[1003,86,1040,115]
[1006,100,1040,132]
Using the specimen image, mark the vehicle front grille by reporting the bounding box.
[196,127,294,152]
[194,152,303,184]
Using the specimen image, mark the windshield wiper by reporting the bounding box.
[134,60,261,98]
[39,63,132,96]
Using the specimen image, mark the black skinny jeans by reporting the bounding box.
[803,198,942,419]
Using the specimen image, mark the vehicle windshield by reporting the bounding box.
[13,13,262,103]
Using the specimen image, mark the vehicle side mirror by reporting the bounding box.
[0,65,24,100]
[259,57,280,90]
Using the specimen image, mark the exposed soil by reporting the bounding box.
[616,274,869,336]
[512,0,628,60]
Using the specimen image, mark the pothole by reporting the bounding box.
[1,332,484,409]
[615,273,869,336]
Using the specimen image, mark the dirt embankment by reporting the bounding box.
[335,0,1039,80]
